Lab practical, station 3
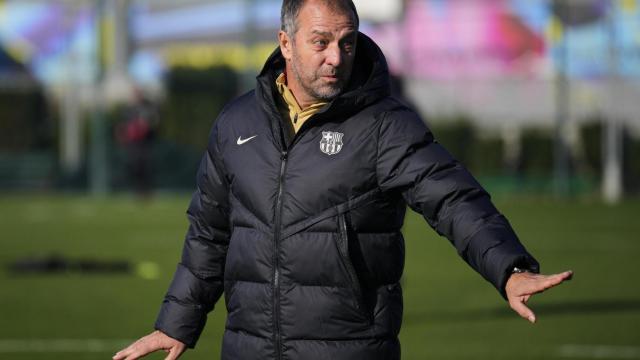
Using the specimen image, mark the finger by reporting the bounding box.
[117,337,149,359]
[113,345,135,360]
[547,270,573,283]
[539,271,573,289]
[124,348,148,360]
[521,271,573,295]
[122,342,155,360]
[560,270,574,281]
[124,349,152,360]
[164,346,183,360]
[509,298,536,323]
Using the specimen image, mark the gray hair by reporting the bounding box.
[280,0,360,36]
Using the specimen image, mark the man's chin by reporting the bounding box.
[312,85,343,101]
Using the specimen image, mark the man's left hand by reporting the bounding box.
[505,270,573,323]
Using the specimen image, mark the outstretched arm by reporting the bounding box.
[376,105,571,317]
[114,118,231,359]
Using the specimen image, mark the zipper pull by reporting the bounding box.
[293,113,298,125]
[281,151,288,160]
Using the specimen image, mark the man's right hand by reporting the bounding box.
[113,330,186,360]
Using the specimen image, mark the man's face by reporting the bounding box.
[280,1,358,103]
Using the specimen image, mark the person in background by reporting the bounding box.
[115,88,159,198]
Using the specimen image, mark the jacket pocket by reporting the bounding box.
[335,213,370,322]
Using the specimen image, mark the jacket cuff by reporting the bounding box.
[154,299,208,349]
[482,240,540,300]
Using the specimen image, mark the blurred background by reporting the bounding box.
[1,0,639,359]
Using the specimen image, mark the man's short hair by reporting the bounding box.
[280,0,360,36]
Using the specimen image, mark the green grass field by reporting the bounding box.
[0,194,639,359]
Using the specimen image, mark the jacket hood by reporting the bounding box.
[256,32,391,144]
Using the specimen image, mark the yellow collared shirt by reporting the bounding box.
[276,73,328,133]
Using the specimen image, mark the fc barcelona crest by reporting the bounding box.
[320,131,344,156]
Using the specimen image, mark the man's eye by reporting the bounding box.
[314,40,328,46]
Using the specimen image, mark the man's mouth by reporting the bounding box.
[322,74,339,82]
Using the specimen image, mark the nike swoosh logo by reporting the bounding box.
[237,135,258,145]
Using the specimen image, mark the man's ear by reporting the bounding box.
[279,31,293,61]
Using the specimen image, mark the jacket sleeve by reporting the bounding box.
[154,120,230,348]
[376,107,539,299]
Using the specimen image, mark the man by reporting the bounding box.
[114,1,572,359]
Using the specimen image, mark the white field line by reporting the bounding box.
[0,339,133,353]
[559,344,640,359]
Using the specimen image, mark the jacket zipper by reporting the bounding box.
[337,214,367,316]
[268,104,332,356]
[273,150,288,360]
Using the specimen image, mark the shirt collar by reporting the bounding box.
[275,72,327,113]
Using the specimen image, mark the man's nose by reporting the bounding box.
[325,44,342,67]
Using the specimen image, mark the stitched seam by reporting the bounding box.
[374,110,388,192]
[285,335,396,342]
[225,327,272,341]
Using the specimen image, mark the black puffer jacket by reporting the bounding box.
[155,33,539,360]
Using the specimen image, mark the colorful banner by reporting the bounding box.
[2,0,640,87]
[369,0,640,80]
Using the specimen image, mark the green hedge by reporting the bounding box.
[159,66,239,151]
[429,116,505,177]
[3,69,640,194]
[0,88,53,152]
